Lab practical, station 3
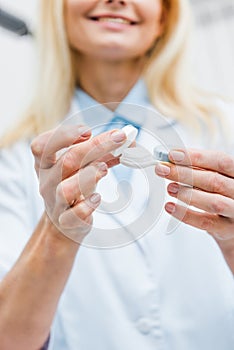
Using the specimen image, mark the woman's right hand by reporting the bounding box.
[31,124,126,243]
[0,124,127,350]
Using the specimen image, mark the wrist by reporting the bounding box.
[37,212,80,256]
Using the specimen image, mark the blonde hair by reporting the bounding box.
[144,0,223,129]
[0,0,223,147]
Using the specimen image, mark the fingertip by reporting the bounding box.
[110,130,127,143]
[95,162,108,181]
[89,193,101,206]
[168,150,185,163]
[165,202,176,214]
[73,126,92,144]
[79,126,92,137]
[167,183,179,195]
[155,162,171,176]
[30,136,45,156]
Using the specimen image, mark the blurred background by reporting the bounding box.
[0,0,234,136]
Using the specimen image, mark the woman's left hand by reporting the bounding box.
[155,148,234,273]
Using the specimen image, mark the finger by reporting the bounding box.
[39,156,114,199]
[103,141,136,168]
[97,153,120,168]
[155,163,234,198]
[105,157,120,168]
[165,202,234,240]
[57,129,126,179]
[31,125,92,169]
[169,149,234,177]
[58,193,101,229]
[91,141,136,169]
[168,183,234,218]
[56,162,108,208]
[97,140,136,167]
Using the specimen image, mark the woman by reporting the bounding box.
[0,0,234,349]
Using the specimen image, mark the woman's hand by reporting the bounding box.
[155,149,234,273]
[31,124,126,243]
[0,124,127,350]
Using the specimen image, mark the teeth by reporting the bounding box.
[98,17,131,24]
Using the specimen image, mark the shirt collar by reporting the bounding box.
[74,79,151,128]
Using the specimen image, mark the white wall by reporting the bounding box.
[0,0,37,135]
[191,0,234,97]
[0,0,233,137]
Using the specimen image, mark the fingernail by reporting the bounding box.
[89,193,101,204]
[169,150,185,162]
[97,162,108,173]
[80,126,91,137]
[155,163,171,176]
[111,130,126,143]
[168,183,179,194]
[165,203,176,214]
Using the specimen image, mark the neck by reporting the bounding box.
[75,55,145,110]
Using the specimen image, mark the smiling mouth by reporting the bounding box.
[89,16,137,25]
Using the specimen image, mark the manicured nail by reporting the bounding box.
[165,203,176,214]
[80,126,91,137]
[155,163,171,176]
[111,130,126,143]
[169,150,185,162]
[168,183,179,194]
[89,193,101,204]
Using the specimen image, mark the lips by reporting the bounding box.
[89,14,138,25]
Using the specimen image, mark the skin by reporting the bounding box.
[1,2,233,348]
[155,149,234,273]
[65,0,164,105]
[0,0,165,349]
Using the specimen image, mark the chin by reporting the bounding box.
[91,44,142,61]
